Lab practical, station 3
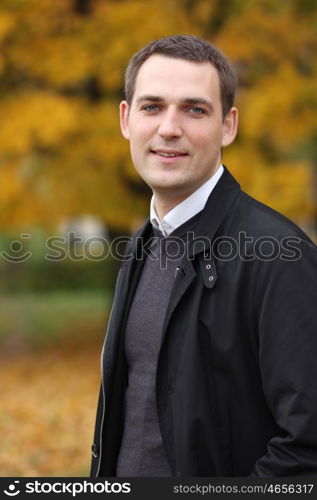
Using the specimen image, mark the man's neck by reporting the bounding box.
[153,169,222,220]
[150,165,224,236]
[153,193,190,220]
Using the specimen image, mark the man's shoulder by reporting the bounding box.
[230,190,313,243]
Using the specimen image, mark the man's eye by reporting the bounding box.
[142,104,160,112]
[189,106,206,115]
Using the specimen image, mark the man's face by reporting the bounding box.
[120,55,237,202]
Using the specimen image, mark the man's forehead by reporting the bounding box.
[134,54,220,95]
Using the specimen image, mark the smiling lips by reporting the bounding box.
[150,149,188,159]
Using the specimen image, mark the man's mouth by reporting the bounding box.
[150,149,188,158]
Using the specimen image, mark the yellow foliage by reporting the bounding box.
[0,11,15,41]
[0,348,100,476]
[224,145,315,225]
[0,92,79,154]
[11,37,93,88]
[239,63,317,149]
[0,0,315,232]
[215,1,317,65]
[0,163,24,204]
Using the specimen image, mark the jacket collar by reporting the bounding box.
[127,166,241,259]
[189,165,241,257]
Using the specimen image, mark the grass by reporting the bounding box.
[0,289,112,353]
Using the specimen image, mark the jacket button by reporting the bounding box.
[209,276,214,281]
[91,443,99,458]
[206,264,211,269]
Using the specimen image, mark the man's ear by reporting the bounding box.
[119,100,130,140]
[221,107,238,148]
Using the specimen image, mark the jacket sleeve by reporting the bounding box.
[251,238,317,476]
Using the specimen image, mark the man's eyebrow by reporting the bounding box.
[136,95,163,104]
[181,97,214,111]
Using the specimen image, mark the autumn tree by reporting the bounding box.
[0,0,316,234]
[184,0,317,231]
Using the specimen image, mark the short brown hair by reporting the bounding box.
[124,34,236,117]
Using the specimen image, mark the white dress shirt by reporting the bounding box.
[150,164,224,236]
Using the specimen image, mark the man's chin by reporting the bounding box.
[148,179,184,192]
[148,180,193,200]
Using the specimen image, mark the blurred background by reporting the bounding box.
[0,0,316,476]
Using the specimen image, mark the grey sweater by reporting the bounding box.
[116,214,200,477]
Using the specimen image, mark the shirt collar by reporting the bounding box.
[150,164,224,236]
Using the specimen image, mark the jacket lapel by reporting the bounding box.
[191,166,241,255]
[102,220,153,385]
[160,166,241,343]
[161,259,197,343]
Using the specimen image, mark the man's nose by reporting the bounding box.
[158,108,182,139]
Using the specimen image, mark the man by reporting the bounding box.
[91,35,317,477]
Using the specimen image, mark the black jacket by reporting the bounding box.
[90,166,317,477]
